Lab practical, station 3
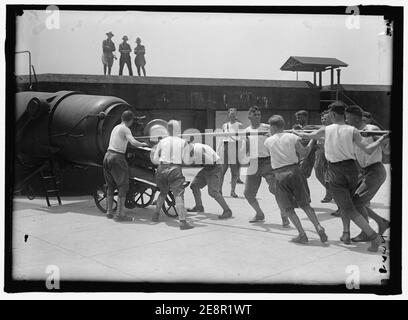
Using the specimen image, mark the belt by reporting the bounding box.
[107,149,125,155]
[272,163,298,171]
[328,159,355,165]
[203,163,219,169]
[362,162,382,170]
[159,162,182,166]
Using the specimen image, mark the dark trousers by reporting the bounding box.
[119,57,133,76]
[274,164,311,214]
[191,164,230,211]
[103,150,129,198]
[300,144,317,178]
[327,160,359,218]
[220,141,239,193]
[353,162,387,210]
[314,149,332,198]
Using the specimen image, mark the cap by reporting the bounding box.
[295,110,308,117]
[328,101,347,115]
[346,105,363,118]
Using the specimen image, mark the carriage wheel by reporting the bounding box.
[25,185,36,200]
[93,184,118,213]
[162,192,179,218]
[125,186,156,209]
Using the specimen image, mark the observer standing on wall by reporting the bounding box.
[134,37,147,77]
[102,31,116,75]
[119,35,133,76]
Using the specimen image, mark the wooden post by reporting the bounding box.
[337,69,341,85]
[313,70,316,85]
[330,68,334,87]
[319,71,322,87]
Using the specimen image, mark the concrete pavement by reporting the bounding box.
[11,165,391,286]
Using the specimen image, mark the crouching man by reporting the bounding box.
[186,140,233,219]
[264,115,328,244]
[151,120,194,230]
[104,110,147,221]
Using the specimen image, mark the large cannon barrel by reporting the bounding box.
[16,91,132,167]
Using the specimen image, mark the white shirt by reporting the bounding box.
[222,121,242,142]
[191,143,221,165]
[245,123,270,159]
[108,123,132,153]
[264,132,300,169]
[354,124,383,168]
[324,123,356,163]
[155,136,188,164]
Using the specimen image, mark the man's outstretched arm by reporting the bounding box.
[125,130,147,148]
[295,126,325,141]
[353,128,388,154]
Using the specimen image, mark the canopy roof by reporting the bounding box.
[280,56,348,72]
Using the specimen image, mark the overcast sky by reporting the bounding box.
[15,10,392,85]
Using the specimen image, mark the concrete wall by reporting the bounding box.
[16,74,321,131]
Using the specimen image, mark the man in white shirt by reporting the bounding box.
[243,106,290,227]
[297,101,388,252]
[186,141,233,219]
[103,110,147,221]
[151,120,193,230]
[220,108,242,197]
[345,105,390,242]
[264,115,327,244]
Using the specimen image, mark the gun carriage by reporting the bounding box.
[15,91,179,217]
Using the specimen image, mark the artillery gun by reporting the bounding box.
[14,91,179,217]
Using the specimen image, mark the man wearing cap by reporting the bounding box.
[134,37,146,77]
[152,120,194,230]
[102,32,116,75]
[264,115,327,244]
[119,35,133,76]
[243,106,290,227]
[345,105,390,242]
[297,101,388,252]
[186,140,233,219]
[104,110,147,221]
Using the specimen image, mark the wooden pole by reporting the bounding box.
[134,129,390,141]
[330,68,334,87]
[319,71,322,87]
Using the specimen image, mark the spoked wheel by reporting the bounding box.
[25,185,36,200]
[162,192,179,218]
[125,183,156,209]
[93,184,118,213]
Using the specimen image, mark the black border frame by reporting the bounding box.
[4,4,403,294]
